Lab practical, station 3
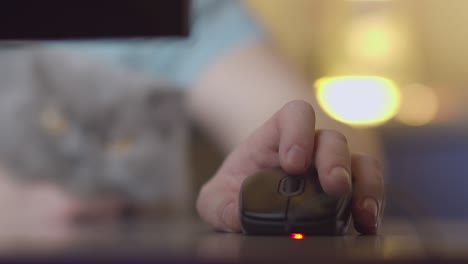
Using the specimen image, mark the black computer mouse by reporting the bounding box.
[239,165,352,236]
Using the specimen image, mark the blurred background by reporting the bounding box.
[0,0,468,260]
[0,0,468,253]
[245,0,468,219]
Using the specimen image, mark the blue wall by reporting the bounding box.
[381,125,468,219]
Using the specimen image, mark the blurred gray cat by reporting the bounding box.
[0,47,189,209]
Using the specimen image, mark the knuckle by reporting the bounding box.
[351,153,385,189]
[315,130,351,171]
[367,156,383,172]
[353,152,383,171]
[373,171,385,190]
[282,100,315,117]
[316,129,348,145]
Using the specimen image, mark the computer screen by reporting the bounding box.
[0,0,189,39]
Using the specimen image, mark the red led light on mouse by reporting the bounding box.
[290,233,304,240]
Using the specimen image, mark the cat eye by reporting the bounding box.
[108,137,134,155]
[39,105,69,136]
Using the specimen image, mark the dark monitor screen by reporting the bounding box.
[0,0,189,40]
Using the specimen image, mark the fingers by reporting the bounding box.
[23,183,123,224]
[197,100,383,235]
[350,153,385,235]
[197,100,317,232]
[220,100,317,190]
[314,130,352,195]
[64,197,124,223]
[276,100,316,174]
[0,183,122,250]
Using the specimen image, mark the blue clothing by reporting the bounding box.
[64,0,262,87]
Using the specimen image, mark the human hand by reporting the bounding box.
[0,168,122,247]
[196,100,384,235]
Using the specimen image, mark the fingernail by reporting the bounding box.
[286,145,307,170]
[329,167,352,193]
[360,197,379,229]
[222,203,235,232]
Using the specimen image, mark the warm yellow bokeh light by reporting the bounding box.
[346,14,406,68]
[315,76,401,126]
[397,84,439,126]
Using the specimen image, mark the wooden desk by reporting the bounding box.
[0,217,467,263]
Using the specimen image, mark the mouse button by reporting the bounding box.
[241,216,287,235]
[279,176,305,196]
[287,193,339,222]
[287,170,343,222]
[288,219,345,236]
[336,192,353,221]
[240,169,288,221]
[303,166,325,194]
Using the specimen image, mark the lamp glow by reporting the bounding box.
[315,76,401,126]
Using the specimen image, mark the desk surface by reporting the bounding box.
[1,217,467,263]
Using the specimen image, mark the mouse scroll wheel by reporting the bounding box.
[279,176,305,196]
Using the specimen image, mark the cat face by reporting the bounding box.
[0,49,187,205]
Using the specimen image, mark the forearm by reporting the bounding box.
[187,40,382,158]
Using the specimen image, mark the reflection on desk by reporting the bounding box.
[0,217,468,263]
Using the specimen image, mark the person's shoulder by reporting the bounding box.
[191,0,259,27]
[170,0,264,85]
